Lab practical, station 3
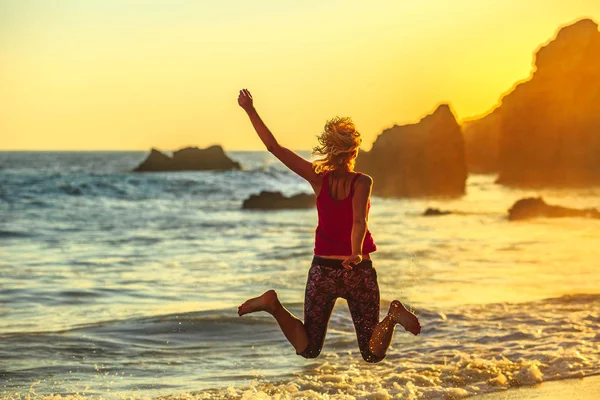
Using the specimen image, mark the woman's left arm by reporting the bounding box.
[342,175,373,270]
[238,89,320,185]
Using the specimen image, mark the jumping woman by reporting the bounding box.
[237,89,421,363]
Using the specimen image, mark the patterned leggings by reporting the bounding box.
[297,256,385,363]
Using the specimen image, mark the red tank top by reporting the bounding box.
[313,171,377,256]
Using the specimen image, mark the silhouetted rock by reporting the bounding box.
[133,146,241,172]
[242,191,315,210]
[508,197,600,220]
[423,208,453,216]
[462,112,501,173]
[134,148,173,172]
[466,19,600,185]
[356,104,467,197]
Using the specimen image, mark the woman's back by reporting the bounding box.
[314,170,377,256]
[326,171,358,201]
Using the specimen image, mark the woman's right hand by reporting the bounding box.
[342,253,362,271]
[238,89,254,112]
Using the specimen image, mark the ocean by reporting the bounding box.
[1,151,599,399]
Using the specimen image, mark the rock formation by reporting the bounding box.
[508,197,600,220]
[461,112,501,173]
[464,19,600,185]
[242,191,315,210]
[356,104,467,197]
[133,145,241,172]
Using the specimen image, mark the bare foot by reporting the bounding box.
[388,300,421,335]
[238,289,279,317]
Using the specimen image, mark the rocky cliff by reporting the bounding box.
[356,104,467,197]
[464,19,600,186]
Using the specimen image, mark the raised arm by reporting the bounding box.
[342,174,373,270]
[238,89,320,185]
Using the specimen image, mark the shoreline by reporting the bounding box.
[474,374,600,399]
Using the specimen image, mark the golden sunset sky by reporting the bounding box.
[2,0,600,151]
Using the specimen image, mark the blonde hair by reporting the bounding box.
[311,116,362,174]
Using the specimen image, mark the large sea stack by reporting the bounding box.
[462,112,501,173]
[465,19,600,185]
[356,104,467,197]
[133,145,241,172]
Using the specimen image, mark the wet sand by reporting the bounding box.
[475,375,600,399]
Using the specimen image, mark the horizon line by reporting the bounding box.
[0,148,313,152]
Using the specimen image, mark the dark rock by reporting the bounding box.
[356,104,467,197]
[423,208,453,216]
[171,146,241,171]
[508,197,600,220]
[462,112,501,173]
[242,191,315,210]
[465,19,600,186]
[133,145,241,172]
[134,148,173,172]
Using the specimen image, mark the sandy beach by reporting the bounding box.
[476,375,600,400]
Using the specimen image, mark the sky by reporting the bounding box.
[2,0,600,151]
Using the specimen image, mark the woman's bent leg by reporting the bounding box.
[346,266,384,363]
[297,264,337,358]
[238,261,340,358]
[238,289,309,353]
[368,302,398,359]
[369,300,422,358]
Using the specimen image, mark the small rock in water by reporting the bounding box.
[242,191,315,210]
[508,197,600,220]
[423,207,453,216]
